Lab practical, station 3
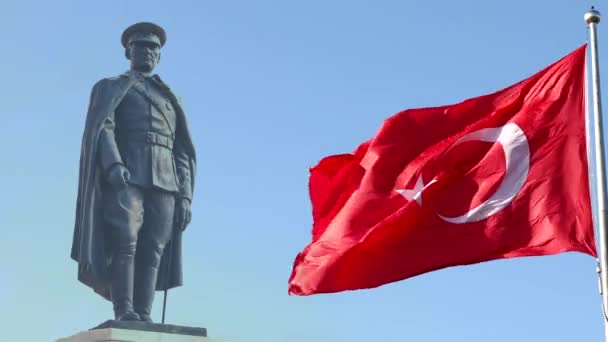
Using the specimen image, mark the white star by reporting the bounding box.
[396,174,436,205]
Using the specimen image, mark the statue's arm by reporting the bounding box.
[98,115,123,175]
[92,82,124,176]
[174,140,192,201]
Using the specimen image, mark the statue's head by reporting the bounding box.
[121,22,166,73]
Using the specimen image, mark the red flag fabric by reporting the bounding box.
[289,45,597,296]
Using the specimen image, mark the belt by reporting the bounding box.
[127,131,174,149]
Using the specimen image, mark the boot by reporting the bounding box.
[111,255,140,321]
[133,264,159,323]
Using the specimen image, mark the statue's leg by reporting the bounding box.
[104,184,145,321]
[133,188,175,322]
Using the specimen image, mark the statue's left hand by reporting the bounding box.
[175,198,192,231]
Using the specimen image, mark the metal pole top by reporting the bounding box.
[586,7,601,24]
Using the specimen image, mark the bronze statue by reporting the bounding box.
[71,22,196,322]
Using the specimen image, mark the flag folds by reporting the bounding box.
[289,45,597,296]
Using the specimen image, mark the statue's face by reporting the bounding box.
[127,40,161,73]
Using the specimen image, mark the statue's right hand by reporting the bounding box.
[106,164,130,190]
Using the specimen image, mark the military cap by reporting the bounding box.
[121,22,166,48]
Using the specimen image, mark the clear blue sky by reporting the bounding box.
[0,1,605,341]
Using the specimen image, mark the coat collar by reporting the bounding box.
[120,70,171,91]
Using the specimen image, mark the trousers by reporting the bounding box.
[104,184,175,321]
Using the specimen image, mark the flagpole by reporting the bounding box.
[585,7,608,339]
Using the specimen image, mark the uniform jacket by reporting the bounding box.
[97,74,192,198]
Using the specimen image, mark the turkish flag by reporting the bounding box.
[289,44,597,296]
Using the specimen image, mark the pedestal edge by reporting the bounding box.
[91,320,207,337]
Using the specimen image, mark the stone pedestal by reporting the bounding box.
[57,320,209,342]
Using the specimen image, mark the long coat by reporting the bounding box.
[71,72,196,301]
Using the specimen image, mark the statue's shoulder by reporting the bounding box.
[89,73,131,96]
[152,75,182,102]
[86,74,130,109]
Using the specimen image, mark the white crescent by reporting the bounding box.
[398,123,530,224]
